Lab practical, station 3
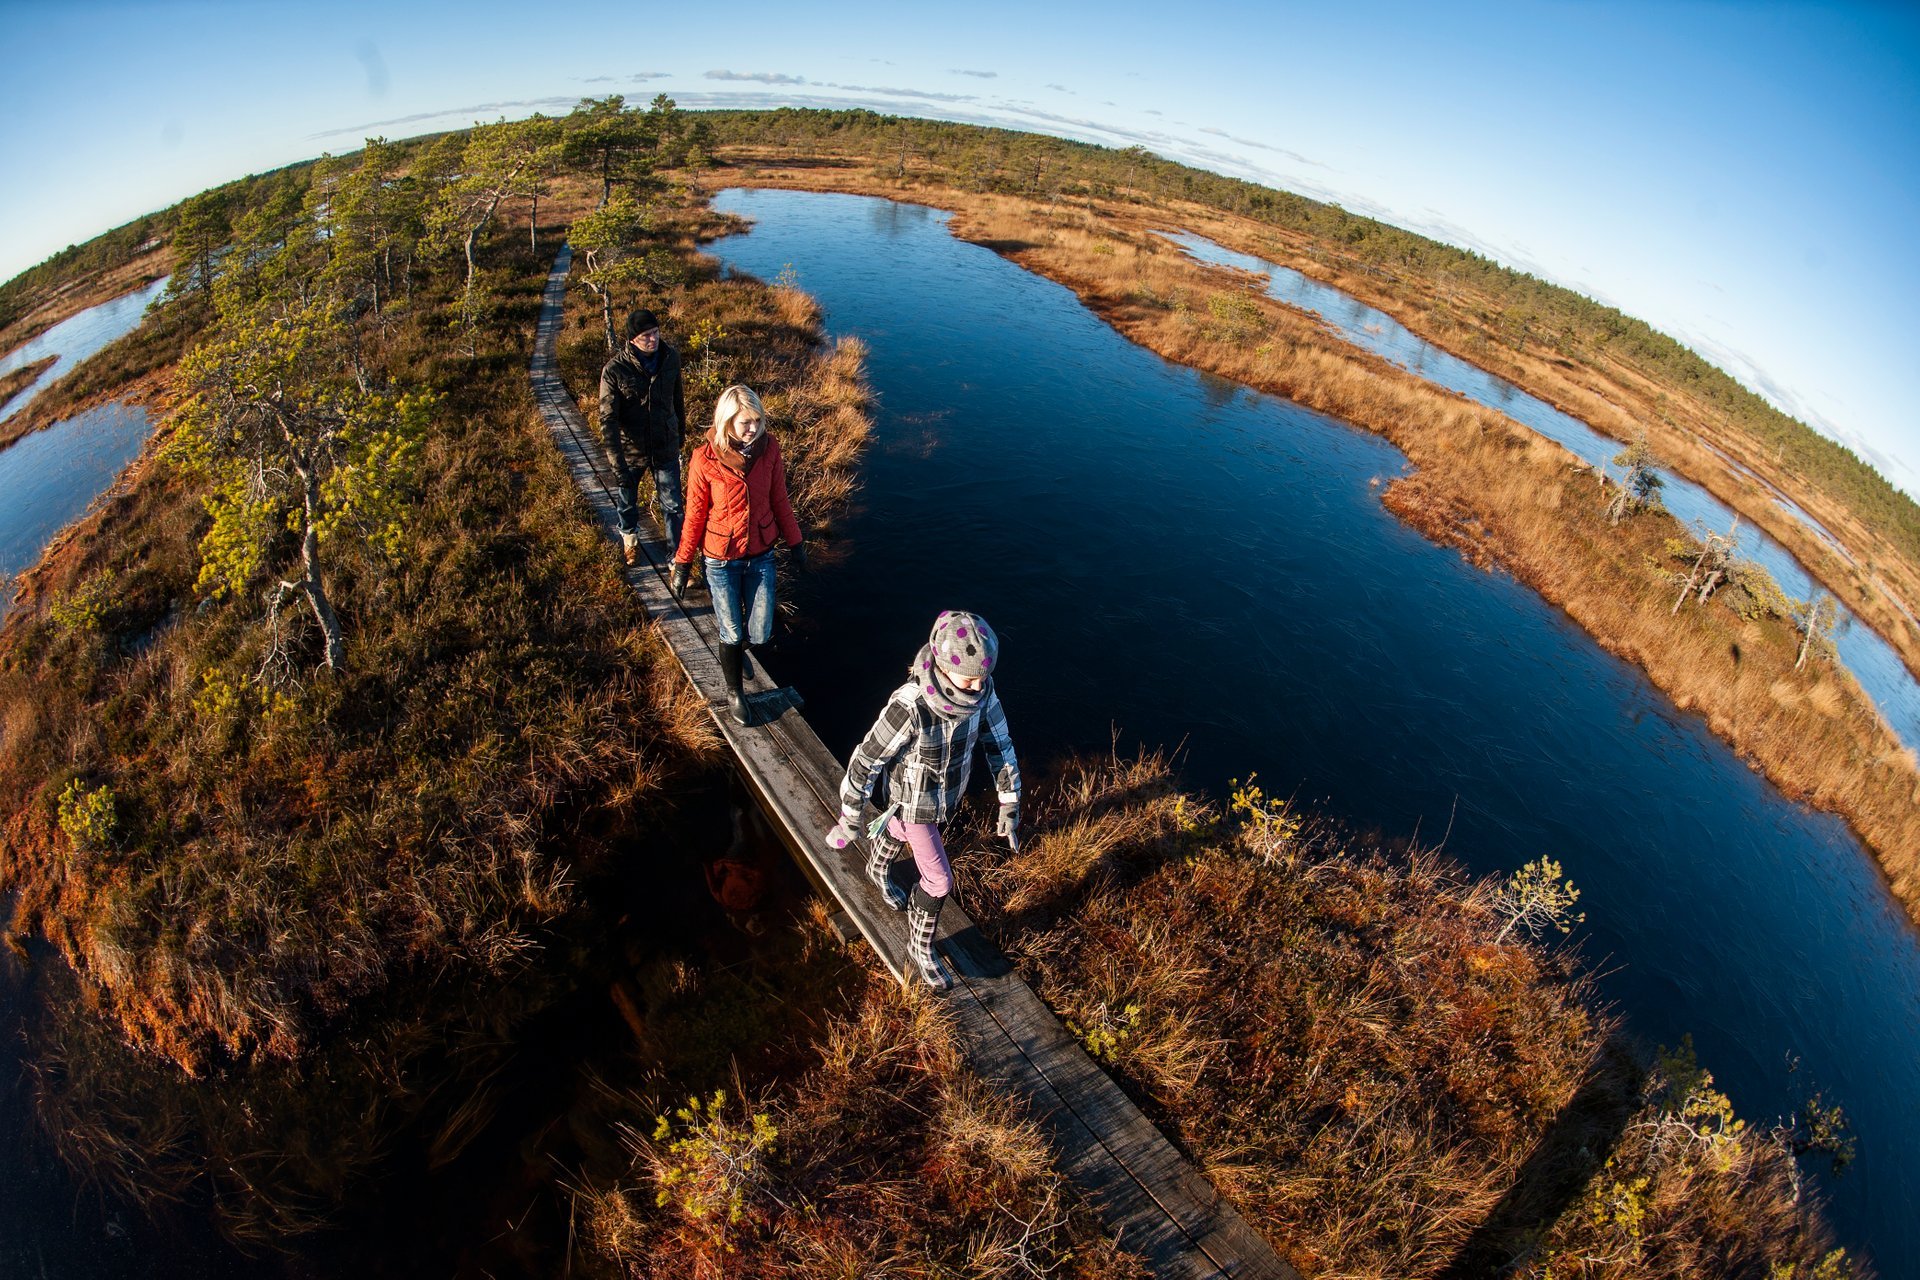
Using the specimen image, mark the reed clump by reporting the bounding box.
[950,749,1858,1279]
[574,928,1146,1279]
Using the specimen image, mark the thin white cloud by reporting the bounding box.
[310,95,578,140]
[951,69,998,79]
[578,71,670,84]
[706,69,807,85]
[1200,125,1279,154]
[822,81,979,103]
[1045,83,1070,92]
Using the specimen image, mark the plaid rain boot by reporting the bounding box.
[864,827,910,910]
[905,887,954,992]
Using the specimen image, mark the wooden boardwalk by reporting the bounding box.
[531,246,1299,1280]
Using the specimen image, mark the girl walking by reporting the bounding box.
[826,612,1022,990]
[671,384,806,724]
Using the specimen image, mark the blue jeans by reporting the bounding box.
[705,550,776,646]
[617,462,683,550]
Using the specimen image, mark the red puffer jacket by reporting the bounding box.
[674,433,803,563]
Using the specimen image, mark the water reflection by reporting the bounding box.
[0,403,151,618]
[0,277,169,423]
[1162,231,1920,752]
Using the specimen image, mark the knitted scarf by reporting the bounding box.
[912,644,986,720]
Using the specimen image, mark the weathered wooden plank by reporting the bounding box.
[530,246,1298,1280]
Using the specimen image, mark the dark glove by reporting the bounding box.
[997,799,1020,851]
[789,542,809,573]
[670,562,690,599]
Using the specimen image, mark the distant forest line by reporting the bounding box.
[4,106,1914,565]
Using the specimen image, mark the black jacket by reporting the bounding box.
[597,340,687,473]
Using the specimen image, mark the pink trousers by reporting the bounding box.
[887,815,952,898]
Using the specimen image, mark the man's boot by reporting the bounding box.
[865,828,910,910]
[905,886,953,991]
[718,642,750,725]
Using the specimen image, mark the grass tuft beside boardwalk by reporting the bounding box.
[572,943,1150,1279]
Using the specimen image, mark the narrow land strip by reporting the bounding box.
[0,248,170,357]
[0,356,57,411]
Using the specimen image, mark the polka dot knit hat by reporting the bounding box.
[913,611,998,717]
[932,610,997,680]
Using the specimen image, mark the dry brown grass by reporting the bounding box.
[708,156,1920,925]
[0,354,56,408]
[1186,208,1920,682]
[575,940,1148,1279]
[951,750,1857,1279]
[0,245,172,355]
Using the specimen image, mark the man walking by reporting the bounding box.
[598,308,688,563]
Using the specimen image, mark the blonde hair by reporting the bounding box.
[712,384,766,435]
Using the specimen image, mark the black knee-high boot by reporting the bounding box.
[718,642,750,725]
[905,884,953,991]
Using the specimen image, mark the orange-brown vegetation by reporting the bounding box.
[0,157,873,1242]
[1176,205,1920,685]
[0,354,57,409]
[955,750,1859,1278]
[708,153,1920,923]
[575,925,1145,1279]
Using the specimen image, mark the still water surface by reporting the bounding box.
[0,281,164,622]
[711,187,1919,1275]
[1165,231,1920,754]
[0,277,169,423]
[0,403,153,618]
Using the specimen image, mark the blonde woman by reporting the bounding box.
[672,385,806,724]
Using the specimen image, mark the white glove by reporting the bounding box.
[825,811,860,850]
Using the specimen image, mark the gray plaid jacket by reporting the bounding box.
[840,681,1020,825]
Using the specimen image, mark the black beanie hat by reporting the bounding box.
[625,308,660,340]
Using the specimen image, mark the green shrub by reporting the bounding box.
[56,779,118,850]
[48,569,117,633]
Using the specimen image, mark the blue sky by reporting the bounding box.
[2,0,1915,497]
